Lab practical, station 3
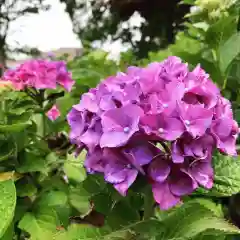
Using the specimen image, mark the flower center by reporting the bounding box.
[158,128,164,133]
[126,164,131,169]
[162,103,168,108]
[184,120,190,126]
[124,127,130,133]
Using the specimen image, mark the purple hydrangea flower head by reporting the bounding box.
[67,56,239,210]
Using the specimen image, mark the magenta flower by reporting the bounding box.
[178,102,213,138]
[151,166,197,210]
[141,113,184,141]
[103,148,138,196]
[47,105,61,121]
[183,65,220,109]
[171,134,214,163]
[67,56,238,210]
[3,59,74,91]
[189,161,214,189]
[148,82,185,115]
[100,104,143,148]
[67,106,102,151]
[211,117,238,156]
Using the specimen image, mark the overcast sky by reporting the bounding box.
[7,0,80,52]
[6,0,144,60]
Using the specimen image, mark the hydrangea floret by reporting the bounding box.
[67,56,239,210]
[3,59,74,92]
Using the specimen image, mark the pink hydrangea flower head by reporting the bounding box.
[3,59,74,91]
[67,56,238,210]
[47,105,61,121]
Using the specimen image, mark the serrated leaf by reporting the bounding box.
[210,155,240,197]
[162,200,240,239]
[219,32,240,73]
[0,180,16,238]
[18,208,59,240]
[61,219,164,240]
[192,198,224,217]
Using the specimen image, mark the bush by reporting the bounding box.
[0,1,239,239]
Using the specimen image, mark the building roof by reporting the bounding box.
[6,47,82,68]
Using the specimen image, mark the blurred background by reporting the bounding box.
[0,0,239,101]
[0,0,190,67]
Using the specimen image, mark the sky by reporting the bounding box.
[6,0,144,60]
[7,0,80,53]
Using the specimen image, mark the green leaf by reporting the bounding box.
[193,198,224,217]
[38,191,68,207]
[162,200,240,239]
[69,186,92,217]
[194,233,228,240]
[64,198,148,239]
[107,200,140,230]
[0,121,31,133]
[1,223,14,240]
[16,178,37,197]
[82,175,107,195]
[181,0,195,4]
[91,193,113,215]
[14,198,31,223]
[63,152,87,183]
[0,136,17,162]
[17,152,47,174]
[219,32,240,73]
[0,180,16,238]
[205,16,237,48]
[61,219,164,240]
[0,171,22,182]
[18,208,59,240]
[210,155,240,197]
[37,191,70,228]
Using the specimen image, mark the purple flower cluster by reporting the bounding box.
[3,59,74,92]
[67,56,239,210]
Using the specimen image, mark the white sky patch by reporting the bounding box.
[7,0,80,52]
[6,0,142,60]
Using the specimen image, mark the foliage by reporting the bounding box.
[0,0,239,239]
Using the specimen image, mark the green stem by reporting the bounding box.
[41,113,47,138]
[39,90,46,138]
[143,187,155,220]
[0,99,6,123]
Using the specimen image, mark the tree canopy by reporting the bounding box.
[61,0,190,58]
